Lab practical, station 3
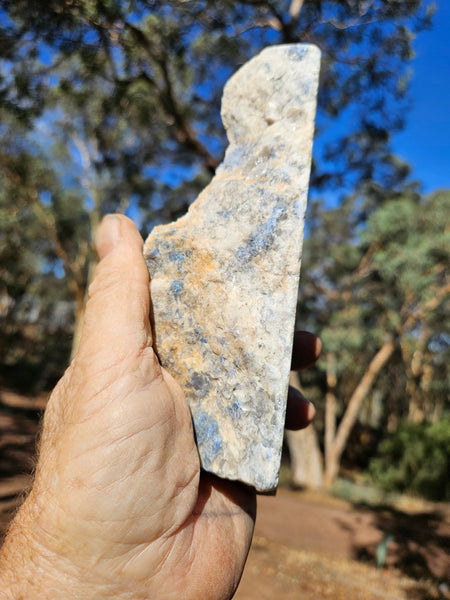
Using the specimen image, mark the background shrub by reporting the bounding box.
[369,416,450,501]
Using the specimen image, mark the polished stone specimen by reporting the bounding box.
[144,44,320,491]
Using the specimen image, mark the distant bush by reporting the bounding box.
[368,416,450,502]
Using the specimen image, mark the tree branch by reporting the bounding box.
[330,338,396,467]
[155,54,219,172]
[320,15,382,30]
[401,281,450,332]
[124,20,219,173]
[325,352,337,467]
[289,0,305,19]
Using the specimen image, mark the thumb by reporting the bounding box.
[75,214,155,367]
[96,214,143,259]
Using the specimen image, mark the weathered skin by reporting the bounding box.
[144,44,320,491]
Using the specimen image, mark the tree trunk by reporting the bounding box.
[286,426,323,489]
[324,351,337,480]
[286,372,323,489]
[70,208,101,360]
[403,327,430,424]
[323,339,396,488]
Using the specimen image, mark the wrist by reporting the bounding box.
[0,498,135,600]
[1,500,78,599]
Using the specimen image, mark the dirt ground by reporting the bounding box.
[236,488,450,600]
[1,391,449,599]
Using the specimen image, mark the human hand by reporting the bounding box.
[286,331,321,430]
[0,215,320,600]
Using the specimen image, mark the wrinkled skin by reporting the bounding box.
[0,215,320,600]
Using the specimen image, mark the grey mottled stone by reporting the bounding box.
[144,44,320,491]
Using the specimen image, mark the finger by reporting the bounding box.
[76,214,155,365]
[290,331,322,371]
[285,385,316,430]
[96,213,144,260]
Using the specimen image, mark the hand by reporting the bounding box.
[286,331,321,430]
[0,215,320,600]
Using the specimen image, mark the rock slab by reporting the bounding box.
[144,44,320,491]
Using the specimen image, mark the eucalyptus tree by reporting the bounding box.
[0,0,436,403]
[0,113,89,391]
[291,189,449,487]
[1,0,434,217]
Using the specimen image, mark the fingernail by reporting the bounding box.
[102,215,122,245]
[307,401,316,421]
[315,337,323,358]
[97,215,123,259]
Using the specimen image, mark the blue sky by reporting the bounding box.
[392,1,450,193]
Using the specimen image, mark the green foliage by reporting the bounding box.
[304,189,448,353]
[364,191,450,303]
[0,0,435,215]
[297,187,449,486]
[369,416,450,501]
[0,117,89,392]
[331,477,387,506]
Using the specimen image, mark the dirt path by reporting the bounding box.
[235,488,450,599]
[238,536,423,600]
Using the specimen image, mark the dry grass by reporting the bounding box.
[236,535,445,600]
